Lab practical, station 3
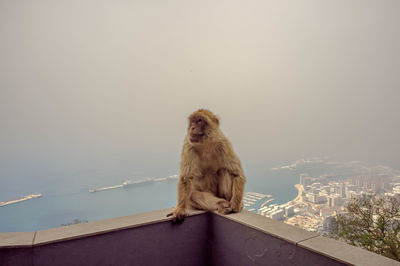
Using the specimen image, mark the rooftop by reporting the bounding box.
[1,209,399,266]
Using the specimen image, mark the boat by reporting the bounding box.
[88,184,123,193]
[122,178,154,187]
[89,174,178,193]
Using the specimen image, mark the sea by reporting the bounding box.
[0,159,342,232]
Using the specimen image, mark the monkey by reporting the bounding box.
[167,109,246,222]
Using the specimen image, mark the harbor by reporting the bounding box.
[243,192,274,211]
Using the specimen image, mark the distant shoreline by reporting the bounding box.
[275,183,303,207]
[294,184,303,202]
[291,184,303,203]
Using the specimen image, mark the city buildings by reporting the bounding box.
[245,170,400,235]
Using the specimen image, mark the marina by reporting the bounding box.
[243,192,274,209]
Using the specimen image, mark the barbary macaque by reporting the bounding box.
[167,109,246,221]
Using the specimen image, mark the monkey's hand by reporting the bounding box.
[166,207,188,222]
[217,199,232,215]
[230,198,243,213]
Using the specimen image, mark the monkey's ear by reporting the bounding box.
[214,116,220,126]
[206,111,219,126]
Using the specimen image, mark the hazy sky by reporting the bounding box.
[1,0,399,180]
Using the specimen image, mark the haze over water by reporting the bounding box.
[1,159,338,232]
[2,158,389,232]
[1,1,400,231]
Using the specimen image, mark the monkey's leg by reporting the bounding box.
[217,169,233,201]
[190,191,232,214]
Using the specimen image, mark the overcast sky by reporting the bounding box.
[1,0,399,180]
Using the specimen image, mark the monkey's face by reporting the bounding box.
[189,116,207,143]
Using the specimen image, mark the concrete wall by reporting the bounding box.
[0,209,209,266]
[1,209,399,266]
[209,214,341,266]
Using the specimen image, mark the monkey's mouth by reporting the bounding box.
[190,133,204,143]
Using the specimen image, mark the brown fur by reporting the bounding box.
[168,109,246,221]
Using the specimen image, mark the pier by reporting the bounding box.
[0,193,42,207]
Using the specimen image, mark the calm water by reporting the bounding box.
[0,161,338,232]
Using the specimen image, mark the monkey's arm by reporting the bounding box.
[226,156,246,213]
[168,144,201,221]
[167,177,191,221]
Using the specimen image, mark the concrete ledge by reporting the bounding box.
[299,236,400,266]
[220,211,399,266]
[0,208,208,266]
[1,209,399,266]
[210,212,342,265]
[33,208,204,246]
[217,210,319,244]
[0,232,35,248]
[0,208,204,247]
[32,212,210,266]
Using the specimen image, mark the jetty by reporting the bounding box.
[0,193,42,207]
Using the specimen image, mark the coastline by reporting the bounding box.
[292,184,303,203]
[272,183,303,208]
